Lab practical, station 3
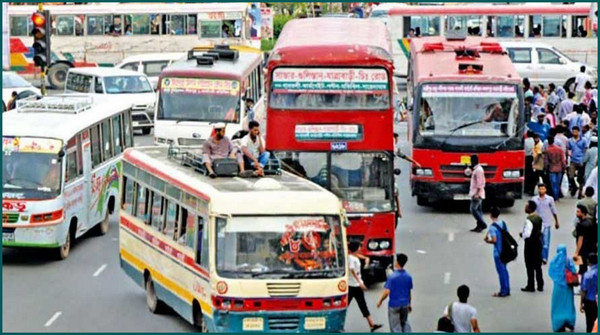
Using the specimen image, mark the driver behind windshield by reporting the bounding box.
[484,102,510,134]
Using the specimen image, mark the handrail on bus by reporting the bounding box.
[16,95,94,114]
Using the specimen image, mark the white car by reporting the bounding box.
[2,72,41,112]
[64,67,156,134]
[115,53,185,89]
[502,41,597,91]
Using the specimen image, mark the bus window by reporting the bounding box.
[131,14,151,35]
[90,124,103,167]
[150,192,164,231]
[102,120,113,160]
[123,112,134,148]
[112,115,123,155]
[200,217,209,267]
[200,20,221,38]
[196,217,204,263]
[10,16,30,36]
[403,16,440,37]
[87,15,104,36]
[529,15,542,37]
[496,16,515,37]
[150,14,161,35]
[516,15,525,38]
[187,14,197,34]
[177,207,188,246]
[135,185,149,222]
[65,137,79,183]
[185,211,196,249]
[168,15,186,35]
[572,15,588,37]
[543,16,566,37]
[55,16,75,36]
[164,201,178,239]
[122,177,136,214]
[445,16,482,36]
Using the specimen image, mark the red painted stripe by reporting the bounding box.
[73,62,98,68]
[10,38,29,53]
[120,215,210,279]
[123,150,210,202]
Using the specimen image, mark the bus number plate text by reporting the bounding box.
[243,317,264,331]
[331,142,347,151]
[304,317,326,330]
[2,232,15,242]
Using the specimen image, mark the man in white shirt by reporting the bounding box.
[583,166,597,201]
[241,121,270,177]
[348,242,382,332]
[575,65,591,102]
[443,285,480,333]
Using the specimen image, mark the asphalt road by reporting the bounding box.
[2,125,589,333]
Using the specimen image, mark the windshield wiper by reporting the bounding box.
[2,182,22,189]
[439,119,486,151]
[250,270,295,278]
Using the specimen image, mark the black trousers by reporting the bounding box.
[348,286,370,318]
[524,156,534,194]
[583,298,598,333]
[525,243,544,289]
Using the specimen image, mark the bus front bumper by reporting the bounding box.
[2,222,65,248]
[411,181,522,202]
[209,309,347,332]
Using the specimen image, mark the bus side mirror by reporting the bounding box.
[394,168,401,176]
[58,149,66,159]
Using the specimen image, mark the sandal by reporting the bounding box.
[492,292,508,298]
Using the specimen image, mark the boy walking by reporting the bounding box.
[443,285,481,333]
[377,253,413,333]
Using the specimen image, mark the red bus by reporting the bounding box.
[265,18,397,283]
[407,35,524,207]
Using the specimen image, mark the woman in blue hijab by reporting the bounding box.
[549,244,577,332]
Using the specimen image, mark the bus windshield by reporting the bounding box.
[418,84,520,137]
[3,152,62,199]
[104,76,153,94]
[279,152,394,213]
[269,67,390,110]
[157,77,241,123]
[216,216,345,279]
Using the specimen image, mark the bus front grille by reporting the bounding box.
[2,213,19,224]
[268,316,300,331]
[266,283,301,297]
[440,165,497,179]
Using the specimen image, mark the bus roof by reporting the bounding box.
[123,146,342,216]
[410,36,521,85]
[270,18,393,65]
[2,96,133,142]
[388,2,593,16]
[8,3,248,15]
[160,51,262,81]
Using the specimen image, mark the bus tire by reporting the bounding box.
[416,196,429,207]
[564,77,576,93]
[55,224,74,260]
[193,301,209,332]
[145,274,167,314]
[47,63,71,90]
[142,127,152,135]
[96,211,110,236]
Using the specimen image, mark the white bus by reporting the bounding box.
[7,3,259,88]
[2,96,134,259]
[120,146,349,332]
[154,46,265,146]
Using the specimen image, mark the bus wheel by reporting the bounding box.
[145,275,167,314]
[56,230,71,260]
[193,302,208,332]
[47,63,71,90]
[96,212,110,236]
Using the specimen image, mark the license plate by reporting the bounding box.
[243,317,264,331]
[304,317,326,330]
[453,194,471,201]
[460,156,471,165]
[2,232,15,242]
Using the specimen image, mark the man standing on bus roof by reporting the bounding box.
[241,121,270,177]
[202,123,245,178]
[469,154,487,233]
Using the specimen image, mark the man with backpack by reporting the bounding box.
[443,285,481,333]
[484,207,516,297]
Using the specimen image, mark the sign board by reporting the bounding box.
[422,84,517,98]
[260,7,273,39]
[161,77,240,96]
[197,12,243,21]
[3,137,63,155]
[295,124,362,141]
[272,68,389,94]
[331,142,348,151]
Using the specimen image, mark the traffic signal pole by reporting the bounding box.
[38,3,46,95]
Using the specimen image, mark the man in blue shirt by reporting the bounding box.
[377,253,413,333]
[580,253,598,333]
[527,112,551,141]
[484,207,510,297]
[567,126,588,197]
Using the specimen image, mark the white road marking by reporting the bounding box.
[111,238,118,242]
[93,264,107,277]
[44,312,62,327]
[448,232,455,242]
[416,250,427,254]
[444,272,451,285]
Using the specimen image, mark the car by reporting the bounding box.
[502,41,597,92]
[115,53,184,89]
[64,67,156,134]
[2,72,42,112]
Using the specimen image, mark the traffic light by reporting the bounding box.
[31,10,51,68]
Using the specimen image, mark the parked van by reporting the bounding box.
[502,41,597,91]
[115,53,185,89]
[64,67,156,135]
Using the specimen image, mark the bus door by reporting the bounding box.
[81,129,93,229]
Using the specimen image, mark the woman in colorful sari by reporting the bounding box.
[549,244,577,332]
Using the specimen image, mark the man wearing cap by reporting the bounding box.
[202,123,245,178]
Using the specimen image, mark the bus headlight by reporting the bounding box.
[415,168,433,176]
[368,241,379,250]
[502,170,520,179]
[379,240,391,250]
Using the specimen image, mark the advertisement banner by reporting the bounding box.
[260,7,274,39]
[272,68,389,94]
[295,124,362,141]
[3,137,62,155]
[161,77,240,96]
[422,84,517,97]
[249,3,262,40]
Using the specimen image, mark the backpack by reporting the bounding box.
[444,302,456,333]
[492,222,518,263]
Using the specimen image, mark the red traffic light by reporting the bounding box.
[31,12,46,27]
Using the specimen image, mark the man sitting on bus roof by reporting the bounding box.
[202,123,245,178]
[241,121,270,177]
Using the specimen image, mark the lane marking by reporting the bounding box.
[93,264,107,277]
[448,232,455,242]
[444,272,451,285]
[44,312,62,327]
[416,250,427,254]
[112,238,118,242]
